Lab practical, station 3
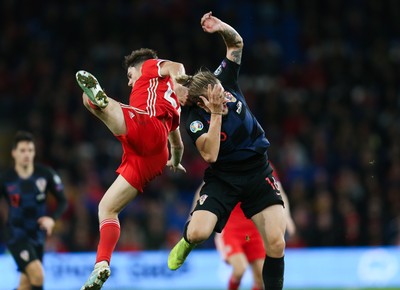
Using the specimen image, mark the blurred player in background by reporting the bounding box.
[76,48,187,290]
[0,131,67,290]
[168,12,287,290]
[214,163,295,290]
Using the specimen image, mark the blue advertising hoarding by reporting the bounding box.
[0,247,399,289]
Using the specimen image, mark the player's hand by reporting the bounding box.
[201,11,223,33]
[166,159,186,173]
[38,216,55,237]
[199,84,225,114]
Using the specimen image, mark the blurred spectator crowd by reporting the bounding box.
[0,0,399,253]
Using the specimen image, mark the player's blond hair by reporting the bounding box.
[176,70,219,104]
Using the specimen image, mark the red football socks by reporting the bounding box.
[96,218,120,264]
[228,276,240,290]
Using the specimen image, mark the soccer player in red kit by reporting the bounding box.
[214,164,296,290]
[76,48,187,290]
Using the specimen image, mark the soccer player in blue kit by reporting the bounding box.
[168,12,286,290]
[0,131,67,290]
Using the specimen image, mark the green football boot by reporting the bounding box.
[168,237,196,270]
[76,70,109,109]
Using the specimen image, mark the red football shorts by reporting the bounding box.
[115,105,169,192]
[216,224,265,263]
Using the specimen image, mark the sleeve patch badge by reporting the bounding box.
[190,120,204,133]
[214,65,222,76]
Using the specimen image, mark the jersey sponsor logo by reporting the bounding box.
[20,249,30,262]
[190,120,204,133]
[236,101,242,114]
[36,178,47,193]
[199,194,208,205]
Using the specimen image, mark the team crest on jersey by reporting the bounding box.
[20,250,29,262]
[199,194,208,205]
[190,120,204,133]
[36,178,47,193]
[224,91,236,103]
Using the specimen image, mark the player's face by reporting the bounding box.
[127,66,141,87]
[12,141,35,168]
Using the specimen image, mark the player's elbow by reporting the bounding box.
[175,63,185,75]
[166,62,185,78]
[236,36,244,49]
[201,152,218,163]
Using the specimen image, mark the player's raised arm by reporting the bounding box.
[200,11,243,64]
[160,60,190,106]
[160,60,185,79]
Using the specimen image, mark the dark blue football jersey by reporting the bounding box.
[0,164,67,246]
[186,58,270,169]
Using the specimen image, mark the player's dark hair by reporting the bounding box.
[124,48,158,68]
[175,69,219,104]
[12,131,34,149]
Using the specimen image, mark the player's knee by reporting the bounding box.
[265,236,286,256]
[25,260,44,286]
[187,227,211,243]
[28,270,44,286]
[98,201,107,219]
[232,264,247,277]
[98,200,119,219]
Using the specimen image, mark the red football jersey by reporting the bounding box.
[129,59,180,132]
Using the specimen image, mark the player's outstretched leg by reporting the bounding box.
[80,261,111,290]
[168,237,196,270]
[76,70,109,109]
